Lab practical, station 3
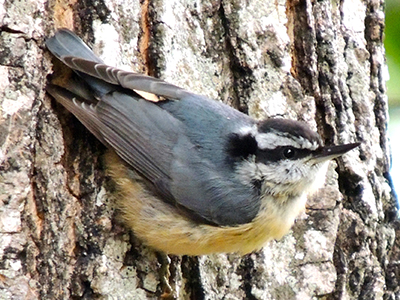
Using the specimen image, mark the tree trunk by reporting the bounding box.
[0,0,398,299]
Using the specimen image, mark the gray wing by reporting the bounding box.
[46,29,261,226]
[46,85,183,183]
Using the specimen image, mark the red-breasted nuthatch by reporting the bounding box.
[46,29,359,256]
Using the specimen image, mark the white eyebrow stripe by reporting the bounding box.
[255,132,319,150]
[236,124,258,136]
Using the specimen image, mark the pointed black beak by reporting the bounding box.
[313,142,360,163]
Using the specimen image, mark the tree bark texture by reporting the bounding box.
[0,0,398,299]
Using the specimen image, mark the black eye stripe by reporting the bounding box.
[255,146,312,163]
[226,133,258,159]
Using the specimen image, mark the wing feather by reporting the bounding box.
[46,28,262,226]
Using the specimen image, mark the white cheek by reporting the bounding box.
[308,161,330,192]
[234,158,330,196]
[235,157,261,184]
[256,160,308,184]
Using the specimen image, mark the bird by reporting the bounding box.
[46,28,360,256]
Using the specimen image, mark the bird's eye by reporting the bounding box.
[282,147,296,159]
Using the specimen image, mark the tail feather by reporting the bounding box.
[46,29,191,101]
[46,29,116,96]
[46,28,103,64]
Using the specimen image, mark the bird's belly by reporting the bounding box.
[107,151,306,255]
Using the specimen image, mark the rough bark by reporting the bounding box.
[0,0,398,299]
